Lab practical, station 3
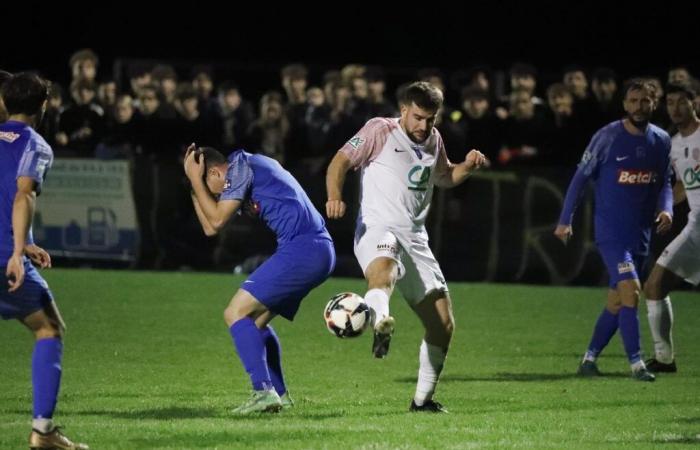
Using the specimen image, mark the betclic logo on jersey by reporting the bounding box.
[617,169,655,184]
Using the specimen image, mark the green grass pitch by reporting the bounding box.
[1,269,699,449]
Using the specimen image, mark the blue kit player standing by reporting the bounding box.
[183,144,335,414]
[1,73,89,449]
[555,79,673,382]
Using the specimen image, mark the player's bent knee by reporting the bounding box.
[34,323,62,340]
[223,307,235,327]
[444,319,455,337]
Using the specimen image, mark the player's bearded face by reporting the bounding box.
[624,88,655,128]
[400,103,437,143]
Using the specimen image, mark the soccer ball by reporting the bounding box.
[324,292,371,338]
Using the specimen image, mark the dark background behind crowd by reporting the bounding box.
[3,2,699,284]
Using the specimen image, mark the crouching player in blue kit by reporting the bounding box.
[555,79,673,382]
[183,144,335,414]
[1,73,89,449]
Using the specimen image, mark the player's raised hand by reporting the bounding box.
[184,145,205,180]
[183,143,197,169]
[554,224,573,245]
[25,244,51,269]
[464,149,489,171]
[326,199,346,219]
[6,253,25,292]
[655,211,672,234]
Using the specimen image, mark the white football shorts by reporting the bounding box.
[354,224,448,305]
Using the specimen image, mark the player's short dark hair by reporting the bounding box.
[623,78,656,99]
[397,81,443,111]
[196,147,227,190]
[200,147,227,171]
[1,72,49,116]
[666,83,697,101]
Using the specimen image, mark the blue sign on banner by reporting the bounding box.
[34,158,139,261]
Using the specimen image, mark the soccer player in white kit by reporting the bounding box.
[644,83,700,373]
[325,81,487,412]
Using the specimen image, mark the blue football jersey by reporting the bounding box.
[559,120,672,254]
[0,121,53,263]
[219,150,328,243]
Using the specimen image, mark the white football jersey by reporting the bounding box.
[340,117,449,231]
[671,126,700,221]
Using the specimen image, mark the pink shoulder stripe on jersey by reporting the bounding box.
[339,117,396,169]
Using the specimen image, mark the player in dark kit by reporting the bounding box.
[184,144,335,414]
[555,79,673,382]
[0,73,89,449]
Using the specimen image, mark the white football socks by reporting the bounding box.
[32,418,53,433]
[413,340,447,406]
[646,297,674,363]
[364,288,389,327]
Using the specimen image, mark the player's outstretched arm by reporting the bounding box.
[435,149,487,188]
[326,152,351,219]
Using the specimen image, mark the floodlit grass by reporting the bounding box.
[1,269,698,449]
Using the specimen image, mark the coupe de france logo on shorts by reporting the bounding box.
[347,136,365,149]
[617,262,634,274]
